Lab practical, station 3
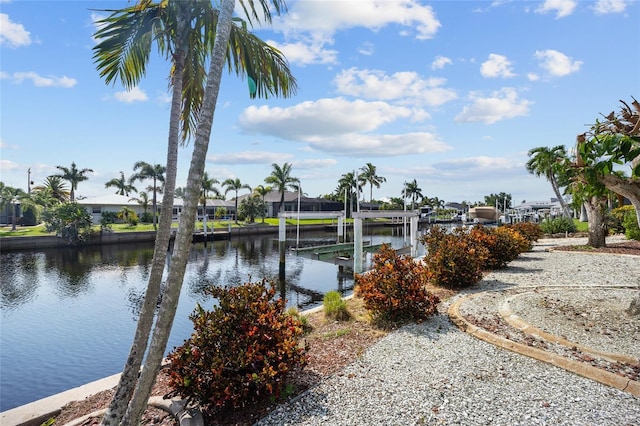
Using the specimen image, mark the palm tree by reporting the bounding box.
[253,184,272,222]
[96,1,294,423]
[402,179,423,210]
[32,176,70,204]
[105,171,138,196]
[359,163,386,203]
[222,178,252,223]
[54,162,94,202]
[117,206,137,225]
[200,172,219,238]
[0,185,27,230]
[337,172,358,217]
[265,162,299,214]
[129,191,151,215]
[130,162,165,229]
[526,145,571,217]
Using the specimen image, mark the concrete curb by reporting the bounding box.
[448,294,640,397]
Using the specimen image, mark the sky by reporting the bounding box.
[1,0,639,206]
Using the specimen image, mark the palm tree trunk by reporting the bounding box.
[601,173,640,229]
[121,2,235,423]
[100,21,187,426]
[549,174,571,218]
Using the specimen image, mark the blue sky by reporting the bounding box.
[1,0,639,205]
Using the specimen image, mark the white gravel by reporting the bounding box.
[257,236,640,425]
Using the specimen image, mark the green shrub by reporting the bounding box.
[140,211,154,223]
[166,279,307,412]
[420,227,487,288]
[323,291,351,321]
[622,210,640,240]
[100,211,118,230]
[355,244,439,324]
[540,217,576,234]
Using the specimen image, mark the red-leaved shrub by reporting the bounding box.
[420,226,487,288]
[355,244,439,324]
[166,279,307,412]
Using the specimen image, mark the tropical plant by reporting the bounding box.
[483,192,512,211]
[238,194,264,223]
[166,279,307,412]
[402,179,423,210]
[574,98,640,230]
[105,171,138,196]
[356,244,439,324]
[54,162,94,202]
[117,206,139,226]
[539,217,577,234]
[253,184,272,222]
[264,162,298,214]
[97,1,295,422]
[336,172,359,217]
[0,185,27,229]
[130,162,166,230]
[222,178,252,223]
[32,176,70,204]
[323,290,351,322]
[420,226,487,289]
[129,191,151,214]
[200,172,220,236]
[42,202,93,244]
[526,146,571,217]
[359,162,386,203]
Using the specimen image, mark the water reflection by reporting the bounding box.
[0,229,409,411]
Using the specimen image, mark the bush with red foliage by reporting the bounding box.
[467,225,526,270]
[166,279,307,413]
[420,226,487,288]
[504,222,543,244]
[355,244,440,324]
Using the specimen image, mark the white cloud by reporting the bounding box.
[455,88,532,124]
[433,156,518,172]
[333,68,457,107]
[431,55,452,70]
[593,0,628,14]
[303,132,451,157]
[113,87,148,103]
[480,54,516,78]
[536,0,577,18]
[0,13,31,48]
[239,97,426,140]
[0,159,21,173]
[269,0,441,66]
[358,42,375,56]
[534,49,582,77]
[267,35,338,66]
[238,97,451,156]
[207,151,293,165]
[293,158,338,169]
[527,73,540,81]
[6,71,77,88]
[275,0,441,40]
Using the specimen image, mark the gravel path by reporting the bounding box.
[257,237,640,425]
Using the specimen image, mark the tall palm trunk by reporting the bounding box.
[549,173,571,217]
[122,1,235,423]
[100,16,188,426]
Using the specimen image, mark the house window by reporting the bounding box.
[92,207,102,214]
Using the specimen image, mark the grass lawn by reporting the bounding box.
[573,219,589,232]
[0,218,352,238]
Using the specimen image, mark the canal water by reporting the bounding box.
[0,227,423,411]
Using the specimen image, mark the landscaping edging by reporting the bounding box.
[448,293,640,397]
